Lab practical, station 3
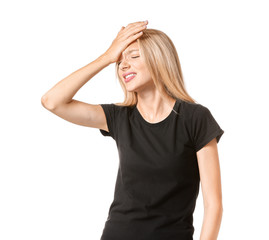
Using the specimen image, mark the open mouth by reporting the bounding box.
[124,73,137,82]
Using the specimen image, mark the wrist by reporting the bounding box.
[99,53,113,66]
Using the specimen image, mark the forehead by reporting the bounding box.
[122,41,140,55]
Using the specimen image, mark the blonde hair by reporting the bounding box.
[114,28,197,107]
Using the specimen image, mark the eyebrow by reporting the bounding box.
[118,49,140,62]
[124,49,139,54]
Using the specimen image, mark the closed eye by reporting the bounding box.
[117,56,140,66]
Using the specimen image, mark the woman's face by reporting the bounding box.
[117,41,154,93]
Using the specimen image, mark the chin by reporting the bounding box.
[125,86,138,93]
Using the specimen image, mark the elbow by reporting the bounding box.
[207,205,223,216]
[204,200,223,212]
[41,95,56,110]
[204,203,223,220]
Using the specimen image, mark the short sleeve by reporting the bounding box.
[191,104,224,152]
[99,103,117,140]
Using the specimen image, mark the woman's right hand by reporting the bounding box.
[103,20,148,64]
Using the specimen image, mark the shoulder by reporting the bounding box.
[100,102,134,118]
[179,100,224,151]
[113,103,135,113]
[180,100,208,120]
[179,101,216,131]
[100,102,129,111]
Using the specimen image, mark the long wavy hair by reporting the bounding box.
[114,28,197,106]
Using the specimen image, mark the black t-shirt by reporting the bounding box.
[98,98,224,240]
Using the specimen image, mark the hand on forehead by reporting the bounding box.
[120,41,140,59]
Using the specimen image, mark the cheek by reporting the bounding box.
[140,67,151,81]
[135,62,151,77]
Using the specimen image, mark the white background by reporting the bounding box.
[1,0,268,239]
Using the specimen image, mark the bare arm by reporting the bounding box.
[41,54,111,110]
[41,54,112,131]
[197,138,223,240]
[41,21,148,131]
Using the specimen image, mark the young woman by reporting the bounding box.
[41,20,224,240]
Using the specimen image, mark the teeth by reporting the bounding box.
[125,73,136,79]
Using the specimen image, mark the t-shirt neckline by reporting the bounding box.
[134,99,180,128]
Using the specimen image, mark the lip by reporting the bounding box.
[122,72,137,78]
[124,74,136,83]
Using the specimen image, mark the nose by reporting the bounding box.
[119,58,130,70]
